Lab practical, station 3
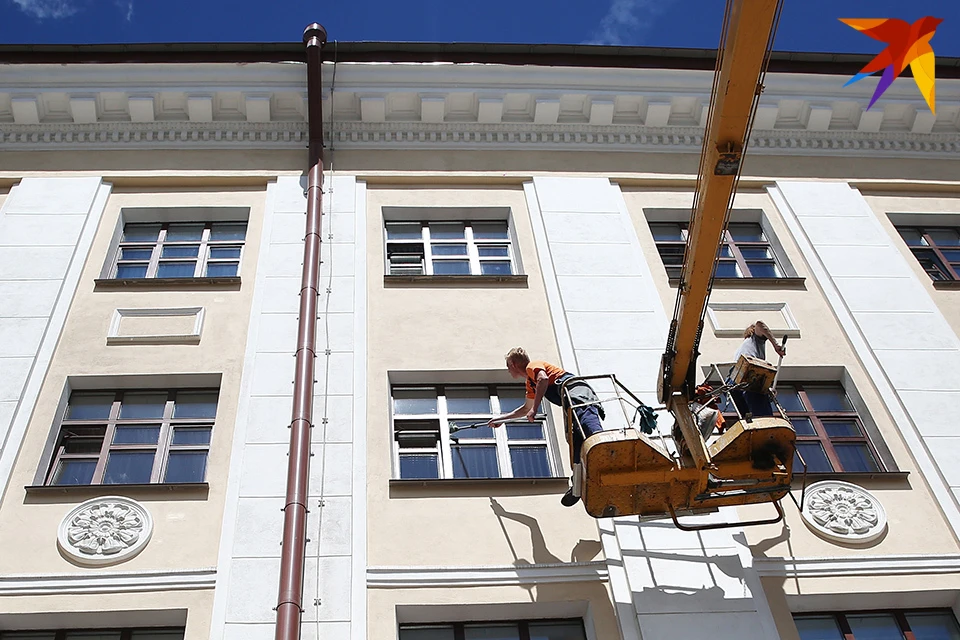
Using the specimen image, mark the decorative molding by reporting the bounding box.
[107,306,205,345]
[754,554,960,578]
[1,119,958,157]
[0,567,216,595]
[706,301,800,338]
[367,562,608,588]
[799,480,887,544]
[57,496,154,566]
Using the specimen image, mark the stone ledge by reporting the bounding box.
[94,277,241,291]
[24,483,210,504]
[384,274,528,287]
[669,276,806,290]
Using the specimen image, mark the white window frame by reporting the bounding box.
[385,221,517,277]
[390,384,560,480]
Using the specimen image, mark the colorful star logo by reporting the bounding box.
[840,17,942,114]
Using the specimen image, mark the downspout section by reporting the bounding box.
[276,22,327,640]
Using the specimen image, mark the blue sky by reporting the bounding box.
[1,0,957,58]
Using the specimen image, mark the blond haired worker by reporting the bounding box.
[488,348,603,507]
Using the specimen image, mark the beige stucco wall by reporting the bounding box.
[0,184,266,578]
[862,191,960,339]
[369,582,620,640]
[364,184,618,635]
[620,185,960,560]
[0,590,213,640]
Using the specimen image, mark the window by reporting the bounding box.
[113,221,247,279]
[651,221,783,279]
[897,225,960,282]
[776,383,883,474]
[0,629,184,640]
[794,610,960,640]
[45,389,217,486]
[385,221,515,276]
[392,385,555,480]
[399,619,586,640]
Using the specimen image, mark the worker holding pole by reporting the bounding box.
[488,347,604,507]
[729,320,787,418]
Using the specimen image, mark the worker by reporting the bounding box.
[488,347,604,507]
[729,320,786,418]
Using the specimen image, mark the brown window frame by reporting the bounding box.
[793,608,960,640]
[651,221,784,279]
[896,225,960,282]
[0,627,185,640]
[777,382,884,473]
[46,389,217,487]
[113,221,247,280]
[399,618,586,640]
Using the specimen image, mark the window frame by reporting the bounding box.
[896,224,960,282]
[775,382,885,474]
[390,384,560,481]
[650,221,785,280]
[112,221,247,280]
[0,628,185,640]
[793,608,960,640]
[384,220,518,277]
[399,618,587,640]
[45,389,218,487]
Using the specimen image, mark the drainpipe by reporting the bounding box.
[276,22,327,640]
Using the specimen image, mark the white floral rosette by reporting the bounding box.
[57,496,153,566]
[800,480,887,544]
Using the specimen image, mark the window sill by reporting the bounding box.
[932,280,960,291]
[384,274,528,287]
[24,482,209,502]
[390,477,568,498]
[94,277,241,291]
[669,277,806,290]
[791,471,909,484]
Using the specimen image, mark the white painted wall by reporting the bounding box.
[526,176,777,640]
[0,176,109,502]
[773,181,960,538]
[211,174,365,640]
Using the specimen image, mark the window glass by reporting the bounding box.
[528,622,587,640]
[479,245,510,257]
[446,388,491,414]
[209,246,242,259]
[906,612,960,640]
[805,386,853,412]
[113,425,161,445]
[174,392,219,419]
[119,393,167,419]
[450,421,494,439]
[510,446,551,477]
[506,424,544,440]
[429,223,465,239]
[452,445,500,478]
[898,227,926,246]
[498,388,526,413]
[650,223,685,241]
[103,451,155,484]
[747,262,780,278]
[164,451,208,482]
[795,442,832,473]
[2,634,58,640]
[386,222,423,240]
[794,616,844,640]
[64,633,123,640]
[121,248,153,260]
[393,388,438,415]
[157,262,197,278]
[464,624,520,640]
[398,627,456,640]
[790,418,816,436]
[172,427,213,445]
[472,222,509,239]
[431,244,467,256]
[399,453,439,479]
[165,223,204,242]
[61,427,106,454]
[823,420,861,437]
[481,261,513,275]
[739,247,772,259]
[714,262,741,278]
[52,459,98,485]
[834,443,880,472]
[927,228,960,247]
[775,387,805,412]
[210,223,247,241]
[161,245,199,258]
[67,393,114,420]
[116,264,149,278]
[206,262,239,277]
[846,614,905,640]
[728,223,764,242]
[123,224,161,242]
[433,260,470,275]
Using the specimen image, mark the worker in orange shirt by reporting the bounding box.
[488,347,604,507]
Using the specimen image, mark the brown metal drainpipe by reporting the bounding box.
[276,22,327,640]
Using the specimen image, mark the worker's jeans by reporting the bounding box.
[572,405,603,464]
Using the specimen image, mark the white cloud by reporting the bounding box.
[116,0,132,21]
[11,0,78,18]
[586,0,671,46]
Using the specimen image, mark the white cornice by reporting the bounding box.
[367,561,608,588]
[754,554,960,578]
[0,567,217,595]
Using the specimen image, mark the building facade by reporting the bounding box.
[1,41,960,640]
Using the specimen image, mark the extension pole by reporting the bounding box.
[275,22,327,640]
